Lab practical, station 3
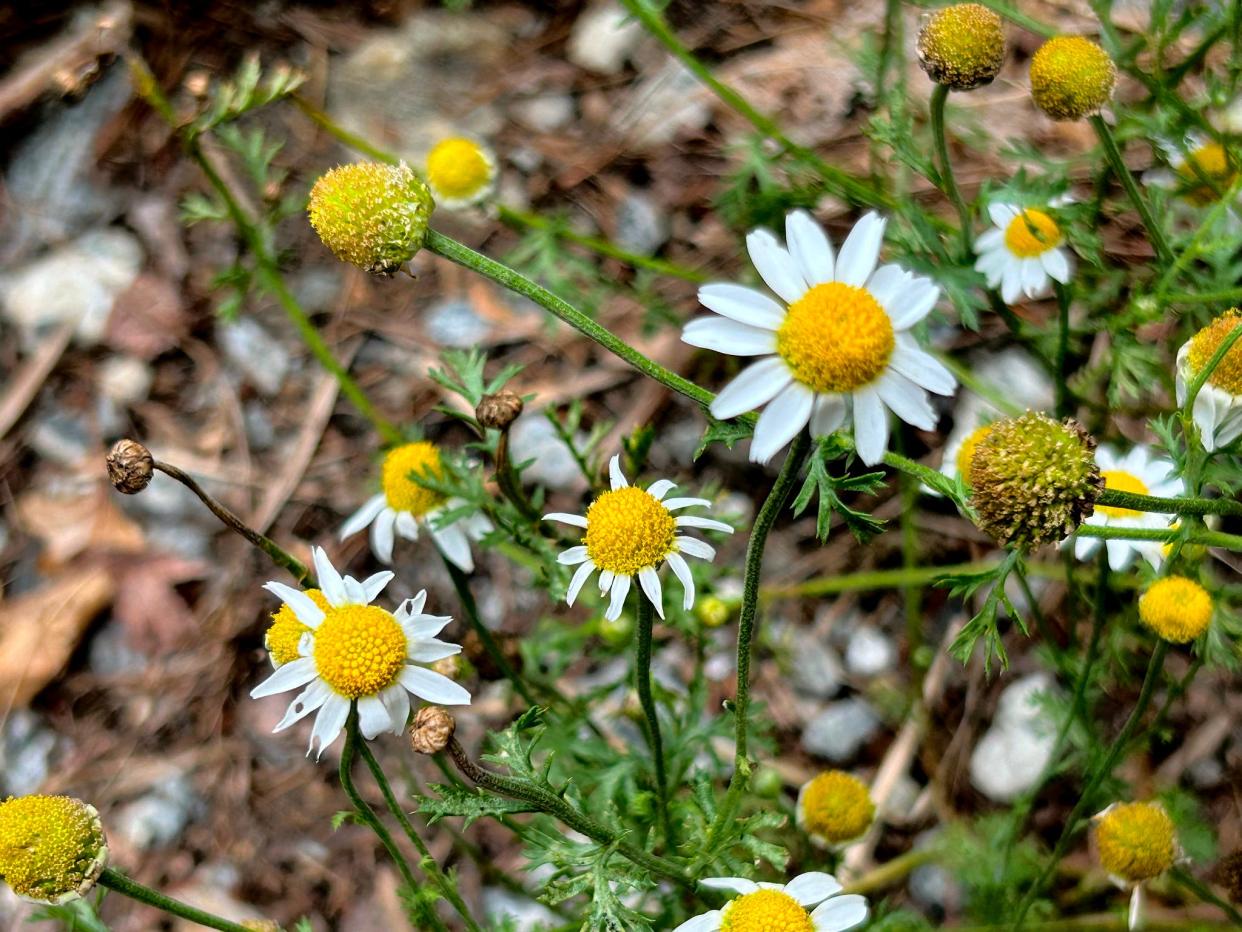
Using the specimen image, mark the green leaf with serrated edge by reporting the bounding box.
[416,785,538,827]
[695,418,754,460]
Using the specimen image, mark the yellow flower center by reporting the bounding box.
[1188,308,1242,395]
[1096,470,1150,519]
[1029,35,1116,121]
[1176,142,1237,205]
[426,137,494,202]
[381,441,447,516]
[917,3,1006,91]
[0,795,106,903]
[1095,802,1176,882]
[266,589,332,667]
[800,770,875,845]
[1138,576,1213,644]
[776,282,894,394]
[955,424,993,480]
[720,889,815,932]
[313,604,408,698]
[584,487,676,576]
[1004,209,1062,258]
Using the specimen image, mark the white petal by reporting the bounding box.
[274,679,332,731]
[405,613,453,640]
[697,283,786,330]
[609,454,628,489]
[1128,886,1143,932]
[810,395,847,436]
[361,571,395,603]
[891,338,956,395]
[750,381,814,465]
[676,536,716,560]
[1074,535,1100,561]
[566,560,596,606]
[886,279,940,330]
[558,545,591,566]
[683,317,778,355]
[408,639,463,663]
[701,878,759,895]
[400,666,472,705]
[975,248,1006,286]
[672,911,723,932]
[852,388,889,465]
[866,264,911,309]
[675,515,735,533]
[1106,539,1135,570]
[785,872,843,906]
[380,683,411,734]
[598,569,615,593]
[606,574,631,620]
[544,512,588,528]
[339,493,386,539]
[394,510,420,540]
[666,552,695,611]
[358,695,394,739]
[432,523,474,572]
[647,479,677,500]
[709,357,792,420]
[1001,260,1023,304]
[988,203,1019,227]
[975,227,1004,251]
[638,567,664,619]
[250,657,318,698]
[835,212,886,286]
[341,575,367,605]
[309,695,350,758]
[786,210,835,284]
[1022,258,1048,297]
[395,590,427,622]
[1194,387,1221,451]
[370,508,397,564]
[810,894,869,931]
[875,371,937,430]
[662,496,710,510]
[1041,247,1071,283]
[746,228,808,303]
[264,582,326,628]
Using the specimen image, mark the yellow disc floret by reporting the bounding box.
[307,162,434,274]
[1139,576,1213,643]
[381,442,447,516]
[313,604,408,698]
[776,282,894,394]
[266,589,332,667]
[1004,209,1062,258]
[1188,308,1242,395]
[425,138,495,205]
[800,770,876,845]
[1096,470,1149,520]
[1029,36,1116,121]
[1095,802,1176,882]
[1177,142,1237,205]
[955,424,993,480]
[0,795,107,904]
[917,3,1006,91]
[720,889,815,932]
[584,487,676,576]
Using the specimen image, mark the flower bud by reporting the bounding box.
[1030,36,1116,121]
[0,795,108,904]
[917,4,1006,91]
[409,706,456,754]
[476,390,524,430]
[106,439,154,494]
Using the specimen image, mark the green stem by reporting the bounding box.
[1076,524,1242,550]
[1010,641,1170,930]
[929,83,973,260]
[634,594,674,848]
[1054,281,1072,417]
[98,868,250,932]
[493,430,541,522]
[703,432,811,858]
[357,740,483,932]
[1165,288,1242,305]
[1090,114,1175,266]
[1096,487,1242,519]
[1169,865,1242,926]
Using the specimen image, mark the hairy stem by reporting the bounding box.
[1090,114,1175,266]
[1076,524,1242,550]
[634,594,674,848]
[929,84,973,259]
[98,868,251,932]
[1096,487,1242,519]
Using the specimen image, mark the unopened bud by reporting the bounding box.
[106,439,154,494]
[410,706,456,754]
[476,391,524,430]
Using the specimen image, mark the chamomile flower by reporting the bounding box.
[1093,801,1177,930]
[1029,36,1116,122]
[797,770,875,847]
[250,547,470,757]
[1145,134,1239,206]
[424,137,497,209]
[0,795,108,904]
[544,455,732,620]
[673,872,868,932]
[1139,576,1213,643]
[684,210,956,466]
[975,201,1074,304]
[1072,445,1183,570]
[340,441,492,571]
[1176,308,1242,452]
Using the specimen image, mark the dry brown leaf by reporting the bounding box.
[104,273,188,359]
[15,483,145,568]
[0,565,114,707]
[112,553,209,651]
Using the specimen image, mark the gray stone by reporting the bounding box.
[219,317,290,396]
[290,267,342,313]
[568,3,644,75]
[618,62,712,148]
[89,620,148,676]
[512,94,575,133]
[802,698,880,762]
[425,298,491,348]
[615,193,669,256]
[98,355,153,406]
[27,407,93,467]
[0,228,142,347]
[0,710,58,796]
[508,414,584,491]
[845,625,896,677]
[243,401,277,451]
[113,775,202,850]
[788,639,843,700]
[969,673,1057,802]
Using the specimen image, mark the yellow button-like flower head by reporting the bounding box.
[425,137,496,208]
[798,770,875,845]
[1138,576,1213,643]
[918,4,1006,91]
[1095,801,1176,883]
[1030,36,1116,121]
[0,795,108,904]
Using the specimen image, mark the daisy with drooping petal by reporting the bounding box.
[424,137,497,209]
[1071,445,1183,571]
[340,441,492,571]
[673,872,868,932]
[1093,801,1178,931]
[684,210,956,466]
[1176,308,1242,452]
[544,455,732,620]
[250,547,470,757]
[975,200,1074,304]
[1144,134,1239,207]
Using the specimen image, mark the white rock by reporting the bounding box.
[618,62,712,148]
[845,625,896,677]
[219,317,290,396]
[99,355,153,406]
[789,639,844,699]
[568,3,643,75]
[969,673,1057,802]
[615,192,669,256]
[508,414,584,491]
[425,298,491,348]
[512,94,575,133]
[802,698,880,762]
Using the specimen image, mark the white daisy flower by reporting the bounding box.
[340,441,492,571]
[1071,445,1182,570]
[974,200,1075,305]
[250,547,471,757]
[1143,133,1237,207]
[424,136,497,209]
[544,455,732,620]
[1176,310,1242,453]
[673,872,867,932]
[683,210,956,466]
